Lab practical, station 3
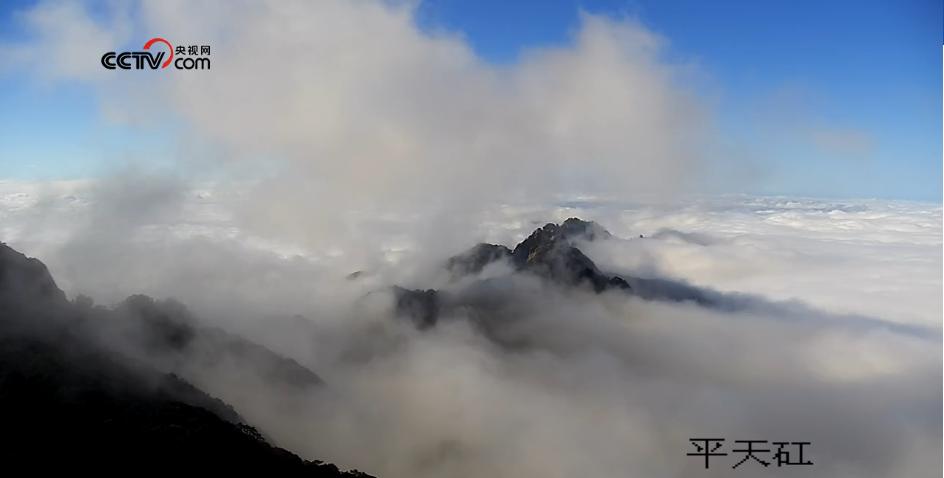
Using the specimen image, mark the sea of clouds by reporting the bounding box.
[1,1,940,476]
[1,179,940,478]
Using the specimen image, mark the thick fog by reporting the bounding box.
[1,1,941,477]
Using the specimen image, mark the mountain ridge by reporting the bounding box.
[394,218,722,328]
[0,241,374,476]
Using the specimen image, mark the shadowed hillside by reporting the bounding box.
[0,242,374,476]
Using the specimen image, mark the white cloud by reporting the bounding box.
[573,196,942,327]
[2,180,941,477]
[3,0,712,253]
[0,2,939,477]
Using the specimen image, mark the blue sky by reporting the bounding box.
[0,0,941,200]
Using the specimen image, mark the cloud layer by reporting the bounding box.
[1,2,940,477]
[2,179,940,478]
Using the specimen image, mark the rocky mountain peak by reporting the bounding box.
[396,218,629,328]
[559,217,612,241]
[445,243,512,277]
[510,218,610,267]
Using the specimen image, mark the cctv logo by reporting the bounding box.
[101,37,210,70]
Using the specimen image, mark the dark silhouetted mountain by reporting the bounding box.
[445,243,512,277]
[511,222,622,292]
[394,219,728,327]
[0,243,374,476]
[0,241,67,304]
[557,217,612,241]
[392,286,440,329]
[447,218,628,293]
[114,294,323,390]
[395,219,629,326]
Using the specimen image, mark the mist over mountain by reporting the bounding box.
[394,218,837,334]
[2,203,937,477]
[0,0,938,475]
[0,242,372,476]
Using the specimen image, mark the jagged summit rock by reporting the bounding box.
[509,220,619,291]
[559,217,612,241]
[397,218,724,330]
[395,219,630,326]
[444,218,627,293]
[518,239,613,292]
[511,218,610,267]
